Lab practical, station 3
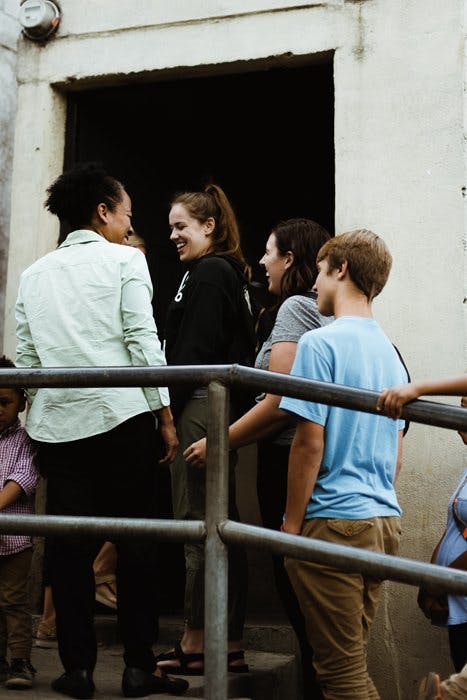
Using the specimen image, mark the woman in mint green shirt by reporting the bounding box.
[15,162,186,699]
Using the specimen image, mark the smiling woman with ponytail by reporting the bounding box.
[158,183,253,676]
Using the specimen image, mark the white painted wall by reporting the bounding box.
[0,0,20,349]
[3,1,466,697]
[334,4,465,694]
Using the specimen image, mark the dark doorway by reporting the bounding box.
[64,57,334,615]
[65,57,334,335]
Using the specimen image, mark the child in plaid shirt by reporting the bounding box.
[0,355,39,689]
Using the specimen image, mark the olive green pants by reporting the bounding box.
[171,397,248,638]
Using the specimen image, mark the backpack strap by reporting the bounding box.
[392,343,411,436]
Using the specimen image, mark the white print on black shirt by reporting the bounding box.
[243,284,253,315]
[174,271,190,303]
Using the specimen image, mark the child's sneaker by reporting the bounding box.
[5,658,36,689]
[0,657,9,683]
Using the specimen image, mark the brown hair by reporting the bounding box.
[317,229,392,301]
[171,184,248,272]
[273,218,330,305]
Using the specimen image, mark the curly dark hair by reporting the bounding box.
[45,162,125,231]
[0,355,25,397]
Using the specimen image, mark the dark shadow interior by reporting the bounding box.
[66,58,334,333]
[64,57,334,614]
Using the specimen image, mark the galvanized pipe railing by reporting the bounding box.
[3,512,467,595]
[220,520,467,595]
[0,364,466,431]
[204,382,230,699]
[0,514,205,542]
[1,365,467,700]
[2,508,467,593]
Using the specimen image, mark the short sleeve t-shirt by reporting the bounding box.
[436,468,467,626]
[254,293,330,445]
[280,316,407,520]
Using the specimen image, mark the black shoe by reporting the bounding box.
[0,656,9,683]
[51,669,95,699]
[122,667,189,697]
[5,658,36,689]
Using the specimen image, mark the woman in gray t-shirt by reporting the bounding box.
[185,218,331,699]
[254,292,330,444]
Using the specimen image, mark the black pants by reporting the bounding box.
[449,622,467,672]
[37,413,160,675]
[257,440,322,700]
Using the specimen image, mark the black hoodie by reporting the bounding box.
[164,253,255,420]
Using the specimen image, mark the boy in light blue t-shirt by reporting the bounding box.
[281,229,407,699]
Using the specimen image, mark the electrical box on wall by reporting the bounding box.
[19,0,60,41]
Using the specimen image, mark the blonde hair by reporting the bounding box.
[127,231,146,249]
[317,229,392,301]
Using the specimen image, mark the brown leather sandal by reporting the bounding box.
[156,640,205,676]
[156,641,249,675]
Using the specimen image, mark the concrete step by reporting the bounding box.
[34,613,300,655]
[31,615,300,699]
[109,614,294,651]
[28,646,298,700]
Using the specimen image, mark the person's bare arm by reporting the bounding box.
[0,481,23,510]
[394,430,404,483]
[283,419,324,534]
[184,341,297,467]
[376,374,467,419]
[458,396,467,445]
[157,406,179,464]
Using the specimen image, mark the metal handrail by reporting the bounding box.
[1,513,467,594]
[1,365,466,700]
[0,364,466,431]
[0,514,205,541]
[221,520,467,594]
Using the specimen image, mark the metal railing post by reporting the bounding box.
[204,381,230,700]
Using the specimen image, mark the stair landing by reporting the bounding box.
[27,645,298,700]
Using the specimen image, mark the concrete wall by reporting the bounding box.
[2,1,467,697]
[0,0,19,350]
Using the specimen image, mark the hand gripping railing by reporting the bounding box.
[1,365,467,700]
